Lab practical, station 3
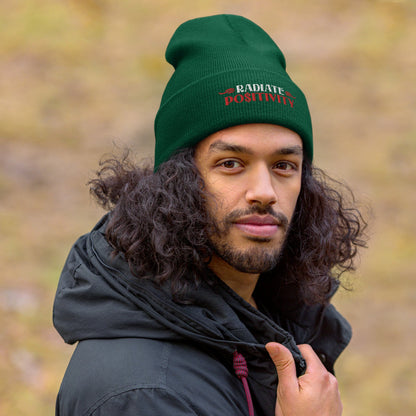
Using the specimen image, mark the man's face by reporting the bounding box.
[194,123,303,276]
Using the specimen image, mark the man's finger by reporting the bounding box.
[265,342,298,390]
[297,344,326,375]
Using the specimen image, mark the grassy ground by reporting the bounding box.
[1,0,415,415]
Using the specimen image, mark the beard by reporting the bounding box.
[212,241,283,273]
[209,205,290,274]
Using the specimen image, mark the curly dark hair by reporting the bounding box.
[89,147,367,305]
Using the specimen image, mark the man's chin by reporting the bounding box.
[244,236,274,243]
[215,245,281,275]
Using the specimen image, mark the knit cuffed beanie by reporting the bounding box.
[154,14,313,168]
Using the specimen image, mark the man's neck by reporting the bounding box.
[208,255,259,309]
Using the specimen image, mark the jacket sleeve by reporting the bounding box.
[89,386,198,416]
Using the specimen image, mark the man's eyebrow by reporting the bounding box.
[208,140,303,156]
[277,145,303,156]
[208,140,253,154]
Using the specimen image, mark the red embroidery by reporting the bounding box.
[218,88,235,95]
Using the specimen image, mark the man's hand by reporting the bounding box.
[265,342,343,416]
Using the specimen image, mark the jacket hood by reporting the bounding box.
[54,215,351,378]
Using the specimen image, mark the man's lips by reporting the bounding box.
[235,215,280,225]
[233,215,281,237]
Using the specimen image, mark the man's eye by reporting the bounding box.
[220,160,242,169]
[274,161,294,171]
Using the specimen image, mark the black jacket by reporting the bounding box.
[53,216,352,415]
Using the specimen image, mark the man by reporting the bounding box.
[54,14,367,416]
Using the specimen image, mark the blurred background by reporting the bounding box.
[0,0,415,415]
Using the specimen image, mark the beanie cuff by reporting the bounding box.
[154,68,312,167]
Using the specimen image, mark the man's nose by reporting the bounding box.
[245,165,277,206]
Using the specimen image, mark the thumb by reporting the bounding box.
[265,342,298,389]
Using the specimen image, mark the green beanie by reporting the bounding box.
[154,14,313,168]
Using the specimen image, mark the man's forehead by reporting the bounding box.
[196,123,303,155]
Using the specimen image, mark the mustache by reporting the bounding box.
[223,205,289,229]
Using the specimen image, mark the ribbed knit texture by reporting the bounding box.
[154,14,313,168]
